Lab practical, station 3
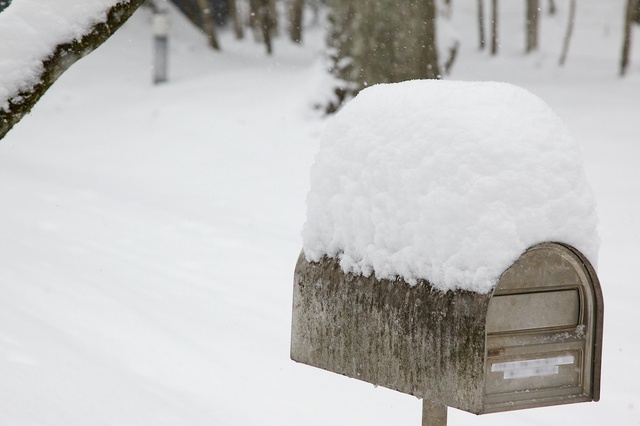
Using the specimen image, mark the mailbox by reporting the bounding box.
[290,242,603,415]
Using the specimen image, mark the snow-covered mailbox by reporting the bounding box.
[291,81,603,424]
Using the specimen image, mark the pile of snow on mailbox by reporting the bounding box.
[302,80,599,293]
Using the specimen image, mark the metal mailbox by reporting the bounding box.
[290,242,603,416]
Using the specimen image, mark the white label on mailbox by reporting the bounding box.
[491,355,575,380]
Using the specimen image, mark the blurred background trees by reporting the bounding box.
[1,0,638,137]
[161,0,639,94]
[324,0,440,112]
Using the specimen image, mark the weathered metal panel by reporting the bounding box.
[291,252,492,413]
[291,243,603,415]
[483,242,603,412]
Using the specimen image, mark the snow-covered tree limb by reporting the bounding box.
[0,0,145,141]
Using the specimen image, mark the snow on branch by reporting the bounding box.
[0,0,145,141]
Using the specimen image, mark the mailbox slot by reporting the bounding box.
[487,289,580,333]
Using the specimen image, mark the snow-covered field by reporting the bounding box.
[1,1,639,425]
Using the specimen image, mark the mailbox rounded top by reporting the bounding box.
[496,242,595,293]
[489,242,601,334]
[303,80,598,293]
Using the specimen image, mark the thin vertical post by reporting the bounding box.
[153,10,169,84]
[422,400,447,426]
[491,0,498,55]
[526,0,539,53]
[477,0,486,50]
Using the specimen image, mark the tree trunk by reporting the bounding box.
[491,0,498,55]
[326,0,440,112]
[526,0,539,53]
[249,0,259,32]
[288,0,305,43]
[558,0,576,66]
[249,0,276,53]
[0,0,145,141]
[268,0,278,34]
[259,0,276,54]
[621,0,634,76]
[196,0,220,49]
[478,0,486,50]
[228,0,244,39]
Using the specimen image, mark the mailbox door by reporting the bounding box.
[483,243,603,413]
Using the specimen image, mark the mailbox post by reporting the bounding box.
[422,400,447,426]
[152,10,169,84]
[291,242,603,423]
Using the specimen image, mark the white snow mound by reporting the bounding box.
[302,80,599,293]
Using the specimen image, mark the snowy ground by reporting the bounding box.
[1,1,639,425]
